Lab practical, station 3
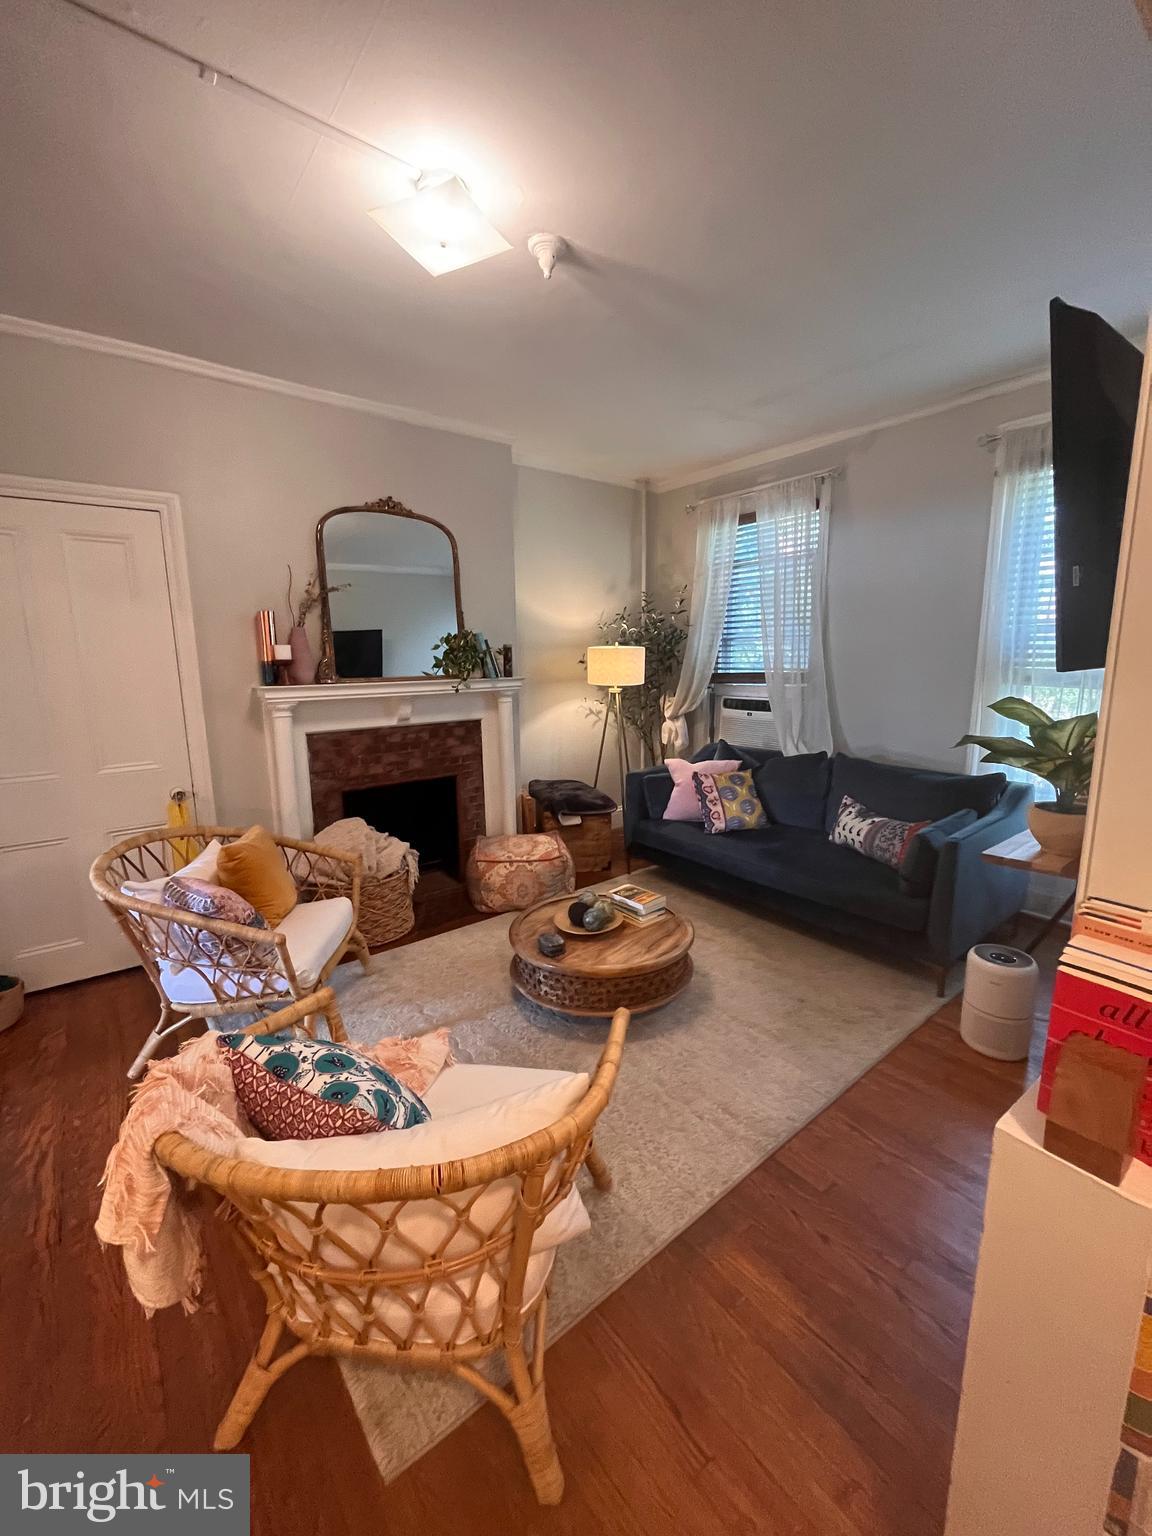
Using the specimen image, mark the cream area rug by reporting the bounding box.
[328,870,948,1484]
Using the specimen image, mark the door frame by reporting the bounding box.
[0,472,216,824]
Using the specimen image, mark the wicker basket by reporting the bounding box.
[357,866,416,947]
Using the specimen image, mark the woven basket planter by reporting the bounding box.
[357,868,416,947]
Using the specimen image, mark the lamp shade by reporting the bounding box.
[586,645,646,687]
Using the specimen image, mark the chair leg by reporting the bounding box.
[585,1144,613,1192]
[504,1378,564,1506]
[126,1004,188,1081]
[214,1317,302,1451]
[320,993,348,1044]
[349,928,372,972]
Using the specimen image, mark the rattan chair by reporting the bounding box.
[153,1003,629,1505]
[90,826,371,1079]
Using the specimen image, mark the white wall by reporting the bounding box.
[649,380,1051,770]
[0,330,516,823]
[514,467,640,809]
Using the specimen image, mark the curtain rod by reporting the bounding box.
[685,464,842,513]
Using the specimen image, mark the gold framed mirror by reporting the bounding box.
[316,497,464,682]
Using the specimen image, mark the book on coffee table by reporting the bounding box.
[610,883,667,918]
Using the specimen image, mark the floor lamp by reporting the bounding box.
[587,644,646,794]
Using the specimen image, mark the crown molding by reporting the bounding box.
[650,366,1052,494]
[0,312,516,448]
[511,451,640,491]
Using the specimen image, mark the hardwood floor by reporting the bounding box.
[0,932,1047,1536]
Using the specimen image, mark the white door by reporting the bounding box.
[0,496,198,990]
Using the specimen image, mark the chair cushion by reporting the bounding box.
[217,1032,429,1138]
[157,895,354,1005]
[216,826,299,925]
[825,756,1006,831]
[751,752,830,830]
[239,1067,591,1346]
[120,839,223,903]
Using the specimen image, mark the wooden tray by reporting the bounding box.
[553,907,625,938]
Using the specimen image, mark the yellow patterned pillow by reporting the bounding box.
[694,769,769,833]
[216,826,298,925]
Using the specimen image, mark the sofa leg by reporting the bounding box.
[936,964,949,999]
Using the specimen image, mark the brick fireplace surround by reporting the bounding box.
[308,720,486,870]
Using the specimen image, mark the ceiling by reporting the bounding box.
[1,0,1149,484]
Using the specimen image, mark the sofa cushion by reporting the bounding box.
[825,756,1006,831]
[641,771,675,820]
[631,819,929,932]
[751,752,830,830]
[899,809,979,896]
[690,740,782,770]
[695,768,769,833]
[829,795,931,870]
[663,757,743,820]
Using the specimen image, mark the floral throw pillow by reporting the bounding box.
[162,876,266,961]
[694,769,769,834]
[217,1032,431,1140]
[829,795,930,871]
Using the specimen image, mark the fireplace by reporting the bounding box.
[307,720,486,932]
[343,775,461,876]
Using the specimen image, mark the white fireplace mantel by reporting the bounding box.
[254,678,523,840]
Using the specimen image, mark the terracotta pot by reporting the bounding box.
[1028,803,1087,860]
[287,626,316,686]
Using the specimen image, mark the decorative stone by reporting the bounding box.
[537,931,566,958]
[577,889,599,906]
[582,900,614,932]
[568,898,593,926]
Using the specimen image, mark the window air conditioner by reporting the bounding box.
[716,692,780,752]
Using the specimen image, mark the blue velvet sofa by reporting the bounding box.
[623,744,1033,991]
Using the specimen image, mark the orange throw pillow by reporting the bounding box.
[216,826,298,926]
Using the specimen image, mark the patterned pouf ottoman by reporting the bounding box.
[465,833,576,914]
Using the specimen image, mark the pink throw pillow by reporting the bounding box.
[663,758,743,821]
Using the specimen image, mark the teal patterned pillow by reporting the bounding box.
[217,1032,430,1139]
[694,769,770,834]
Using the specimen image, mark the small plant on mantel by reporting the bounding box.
[955,696,1097,858]
[430,629,486,692]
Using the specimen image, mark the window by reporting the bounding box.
[714,510,821,678]
[972,418,1103,792]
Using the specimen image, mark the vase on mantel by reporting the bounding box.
[287,626,317,686]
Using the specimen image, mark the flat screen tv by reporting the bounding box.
[333,628,383,679]
[1051,297,1143,673]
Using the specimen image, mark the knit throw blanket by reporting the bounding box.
[316,817,420,890]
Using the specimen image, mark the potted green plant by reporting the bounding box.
[582,589,689,764]
[430,629,486,691]
[956,697,1097,858]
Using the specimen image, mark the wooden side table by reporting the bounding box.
[981,830,1080,953]
[508,896,694,1017]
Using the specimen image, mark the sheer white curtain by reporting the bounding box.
[969,418,1103,798]
[661,497,740,756]
[754,474,833,755]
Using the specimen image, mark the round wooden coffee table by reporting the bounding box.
[508,896,694,1017]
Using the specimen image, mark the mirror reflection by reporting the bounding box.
[320,509,461,678]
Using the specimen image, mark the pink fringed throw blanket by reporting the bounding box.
[96,1026,454,1314]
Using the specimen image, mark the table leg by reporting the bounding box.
[1023,891,1077,955]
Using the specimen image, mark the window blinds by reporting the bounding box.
[715,513,820,675]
